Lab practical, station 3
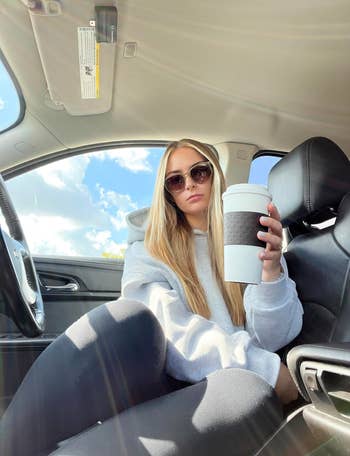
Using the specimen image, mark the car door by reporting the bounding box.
[0,143,166,413]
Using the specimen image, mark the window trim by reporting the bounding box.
[3,140,170,180]
[252,149,286,161]
[0,50,26,135]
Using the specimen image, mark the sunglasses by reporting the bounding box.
[165,161,213,193]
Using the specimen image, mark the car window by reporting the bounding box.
[5,146,165,259]
[248,154,282,186]
[0,56,22,133]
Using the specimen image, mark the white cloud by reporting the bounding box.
[4,151,144,257]
[20,214,129,257]
[97,184,137,209]
[110,210,129,231]
[7,160,109,229]
[97,185,137,231]
[95,147,152,173]
[20,214,80,256]
[36,154,90,189]
[85,229,127,256]
[85,230,111,250]
[105,240,127,257]
[0,98,4,110]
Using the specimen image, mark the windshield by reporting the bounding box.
[0,55,22,134]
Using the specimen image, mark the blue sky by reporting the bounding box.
[0,59,280,258]
[0,59,20,132]
[85,149,164,208]
[6,148,166,257]
[248,155,280,185]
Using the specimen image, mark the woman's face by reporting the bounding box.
[165,146,213,228]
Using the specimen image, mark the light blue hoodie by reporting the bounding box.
[121,208,303,387]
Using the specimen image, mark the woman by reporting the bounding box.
[122,138,303,404]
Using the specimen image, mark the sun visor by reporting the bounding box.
[23,0,118,115]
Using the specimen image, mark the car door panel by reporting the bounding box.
[0,255,123,415]
[35,256,123,334]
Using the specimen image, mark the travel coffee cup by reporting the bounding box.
[222,184,271,284]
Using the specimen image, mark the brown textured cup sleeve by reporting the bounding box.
[224,211,268,247]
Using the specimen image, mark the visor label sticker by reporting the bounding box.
[77,27,100,99]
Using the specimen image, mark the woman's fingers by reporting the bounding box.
[268,202,281,221]
[259,248,281,261]
[259,215,282,238]
[257,202,283,271]
[257,231,282,251]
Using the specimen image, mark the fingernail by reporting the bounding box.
[260,216,268,223]
[258,230,266,237]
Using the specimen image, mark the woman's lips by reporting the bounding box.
[187,194,203,202]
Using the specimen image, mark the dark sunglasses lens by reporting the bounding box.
[165,174,185,192]
[190,164,212,183]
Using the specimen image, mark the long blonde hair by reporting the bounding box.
[145,139,245,326]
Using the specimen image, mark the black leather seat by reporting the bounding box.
[0,298,282,456]
[268,137,350,346]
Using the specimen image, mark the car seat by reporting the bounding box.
[268,136,350,346]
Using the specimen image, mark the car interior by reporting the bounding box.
[0,1,350,455]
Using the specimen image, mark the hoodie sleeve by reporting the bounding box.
[244,256,304,352]
[122,242,281,387]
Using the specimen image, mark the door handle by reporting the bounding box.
[44,282,79,292]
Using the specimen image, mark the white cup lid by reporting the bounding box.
[222,183,270,200]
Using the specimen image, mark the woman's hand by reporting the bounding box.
[274,362,299,404]
[257,202,283,282]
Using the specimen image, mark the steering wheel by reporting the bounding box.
[0,173,45,337]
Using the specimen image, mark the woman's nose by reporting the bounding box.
[185,175,196,189]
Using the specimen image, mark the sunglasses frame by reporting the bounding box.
[164,160,213,194]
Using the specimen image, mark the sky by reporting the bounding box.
[6,147,165,258]
[0,59,280,258]
[0,59,21,133]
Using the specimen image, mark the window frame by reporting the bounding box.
[252,149,286,161]
[2,140,170,180]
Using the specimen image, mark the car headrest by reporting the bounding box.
[334,192,350,255]
[268,137,350,226]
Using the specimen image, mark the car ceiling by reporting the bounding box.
[0,0,349,171]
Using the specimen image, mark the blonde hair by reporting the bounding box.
[145,139,245,326]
